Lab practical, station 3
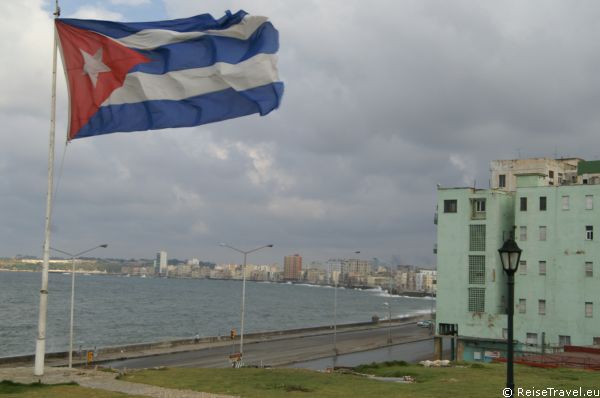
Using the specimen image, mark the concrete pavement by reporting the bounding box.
[0,367,237,398]
[104,321,433,369]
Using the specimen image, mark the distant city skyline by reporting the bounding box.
[7,252,437,270]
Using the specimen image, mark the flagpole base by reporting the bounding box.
[34,338,46,376]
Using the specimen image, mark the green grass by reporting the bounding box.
[4,363,599,398]
[0,380,144,398]
[120,363,600,398]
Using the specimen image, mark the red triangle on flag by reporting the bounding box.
[56,21,150,140]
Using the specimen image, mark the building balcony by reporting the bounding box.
[471,210,486,220]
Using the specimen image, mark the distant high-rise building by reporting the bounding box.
[341,258,371,277]
[156,251,167,276]
[284,254,302,281]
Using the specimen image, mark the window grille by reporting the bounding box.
[468,287,485,313]
[469,225,486,251]
[559,335,571,347]
[468,256,485,284]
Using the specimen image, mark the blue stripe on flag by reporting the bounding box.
[59,10,247,38]
[76,83,284,138]
[131,22,278,74]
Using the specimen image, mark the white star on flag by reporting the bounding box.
[80,48,111,87]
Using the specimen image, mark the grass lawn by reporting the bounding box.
[0,380,145,398]
[120,362,600,398]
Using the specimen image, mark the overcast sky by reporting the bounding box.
[2,0,600,267]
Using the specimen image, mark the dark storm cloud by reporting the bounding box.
[3,1,600,265]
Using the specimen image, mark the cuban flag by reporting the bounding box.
[55,10,283,140]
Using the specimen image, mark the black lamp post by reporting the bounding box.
[498,234,522,393]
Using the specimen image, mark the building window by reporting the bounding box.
[538,300,546,315]
[586,302,593,318]
[539,226,547,241]
[471,198,486,219]
[519,226,527,241]
[562,195,570,210]
[586,195,593,210]
[468,255,486,284]
[559,335,571,347]
[520,197,527,211]
[499,174,506,188]
[443,199,457,213]
[468,287,485,313]
[519,298,526,314]
[469,225,486,251]
[474,198,486,212]
[586,225,594,241]
[519,260,527,275]
[549,170,554,179]
[539,261,546,275]
[594,337,600,346]
[539,196,547,211]
[526,333,538,346]
[586,262,593,277]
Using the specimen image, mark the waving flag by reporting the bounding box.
[55,10,283,140]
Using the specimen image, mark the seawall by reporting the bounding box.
[0,314,431,367]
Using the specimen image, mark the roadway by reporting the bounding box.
[104,322,433,369]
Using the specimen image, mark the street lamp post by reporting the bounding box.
[50,244,108,368]
[383,302,392,344]
[333,251,360,355]
[498,232,522,394]
[220,243,273,361]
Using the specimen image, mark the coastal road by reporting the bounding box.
[104,322,433,369]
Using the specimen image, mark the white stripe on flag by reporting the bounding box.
[115,15,269,50]
[104,53,279,106]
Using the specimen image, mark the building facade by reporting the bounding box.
[155,251,168,276]
[283,254,303,281]
[436,158,600,361]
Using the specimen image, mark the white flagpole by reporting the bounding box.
[34,0,60,376]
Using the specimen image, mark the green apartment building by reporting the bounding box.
[435,158,600,361]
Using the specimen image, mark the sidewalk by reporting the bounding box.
[0,366,237,398]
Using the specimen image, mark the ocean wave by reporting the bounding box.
[359,286,436,300]
[392,309,436,319]
[294,283,335,289]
